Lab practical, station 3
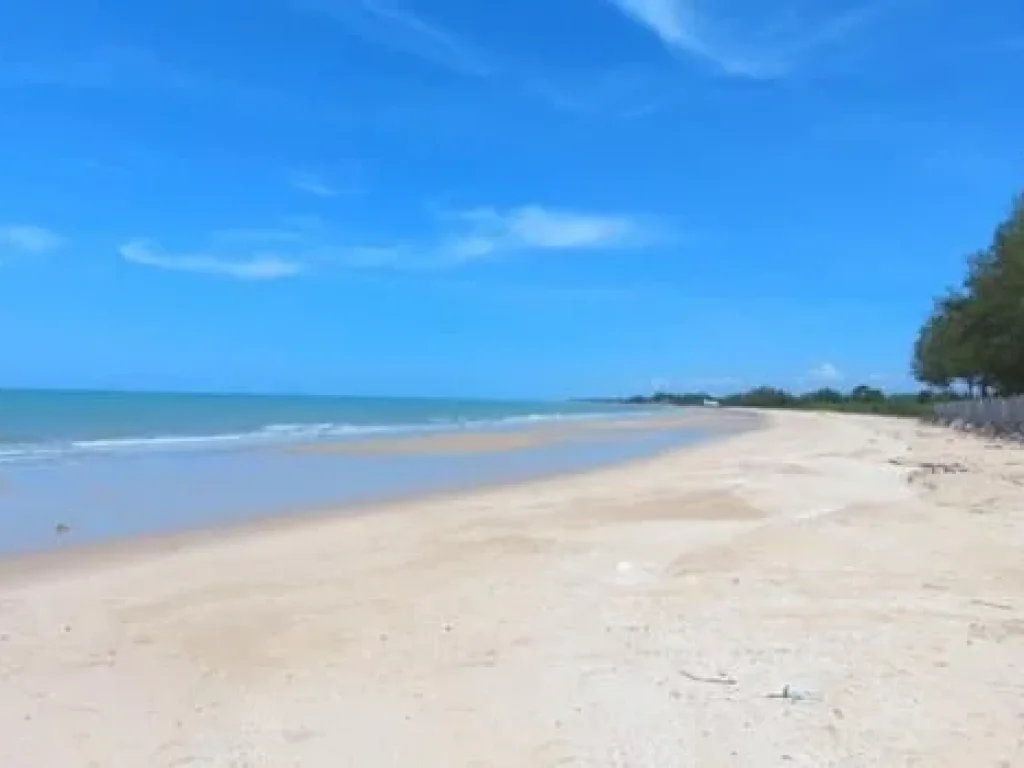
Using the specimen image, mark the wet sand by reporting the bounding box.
[0,411,737,556]
[290,428,569,455]
[287,411,729,456]
[1,411,1022,766]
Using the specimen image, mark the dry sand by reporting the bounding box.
[1,411,1023,766]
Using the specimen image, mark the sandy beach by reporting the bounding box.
[1,410,1022,767]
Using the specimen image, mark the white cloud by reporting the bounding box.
[319,205,649,270]
[288,171,341,197]
[119,240,303,280]
[443,205,644,263]
[119,204,655,279]
[808,362,843,382]
[294,1,688,118]
[0,224,65,253]
[604,0,875,79]
[504,206,636,249]
[441,234,500,262]
[296,0,494,77]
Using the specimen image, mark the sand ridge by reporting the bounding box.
[0,411,1022,766]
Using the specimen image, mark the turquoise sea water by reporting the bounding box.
[0,389,734,557]
[0,389,643,463]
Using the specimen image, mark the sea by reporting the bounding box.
[0,389,719,557]
[0,389,644,464]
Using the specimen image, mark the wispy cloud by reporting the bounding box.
[808,362,844,382]
[288,171,342,197]
[120,205,656,279]
[0,224,65,253]
[310,205,649,269]
[119,240,304,281]
[294,1,683,116]
[0,9,680,123]
[287,168,365,197]
[440,206,646,262]
[604,0,876,79]
[295,0,494,77]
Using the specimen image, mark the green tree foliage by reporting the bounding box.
[619,386,944,417]
[723,387,795,408]
[621,392,710,406]
[619,193,1024,416]
[913,193,1024,395]
[849,385,885,403]
[720,386,931,416]
[801,388,843,404]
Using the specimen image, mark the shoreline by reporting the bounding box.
[0,410,760,582]
[2,410,1022,766]
[0,394,664,466]
[0,409,739,559]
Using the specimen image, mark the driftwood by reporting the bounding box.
[971,599,1013,611]
[888,458,969,474]
[679,669,737,685]
[765,684,817,702]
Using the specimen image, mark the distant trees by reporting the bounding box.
[622,392,710,406]
[725,387,795,408]
[849,385,885,403]
[621,191,1024,415]
[620,386,940,416]
[913,193,1024,396]
[718,386,930,416]
[801,388,843,404]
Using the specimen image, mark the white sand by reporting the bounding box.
[1,411,1023,767]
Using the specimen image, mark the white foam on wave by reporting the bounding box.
[0,408,655,464]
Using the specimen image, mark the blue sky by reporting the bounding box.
[0,0,1022,398]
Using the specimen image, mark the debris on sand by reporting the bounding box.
[889,458,969,475]
[765,684,819,702]
[679,668,737,686]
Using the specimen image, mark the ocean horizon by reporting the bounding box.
[0,387,648,464]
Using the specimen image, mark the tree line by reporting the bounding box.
[620,386,946,417]
[913,193,1024,396]
[615,190,1023,416]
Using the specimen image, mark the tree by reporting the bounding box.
[723,387,795,407]
[913,192,1024,396]
[912,291,982,394]
[802,388,843,404]
[850,385,885,403]
[965,195,1024,394]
